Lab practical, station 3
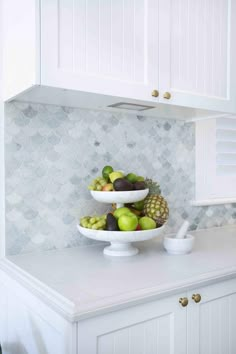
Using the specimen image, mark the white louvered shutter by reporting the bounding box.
[195,116,236,205]
[216,118,236,176]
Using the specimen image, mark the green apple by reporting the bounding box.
[109,171,124,183]
[113,207,131,219]
[126,211,137,217]
[118,213,138,231]
[139,216,156,230]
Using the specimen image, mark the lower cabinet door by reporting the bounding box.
[187,278,236,354]
[77,294,187,354]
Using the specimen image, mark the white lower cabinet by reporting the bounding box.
[1,277,236,354]
[78,278,236,354]
[77,294,187,354]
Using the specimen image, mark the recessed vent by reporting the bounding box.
[216,117,236,175]
[108,102,155,111]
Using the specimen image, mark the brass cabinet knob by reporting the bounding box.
[151,89,159,97]
[163,92,171,99]
[192,294,201,303]
[179,297,188,307]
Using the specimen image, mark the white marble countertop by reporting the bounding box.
[1,225,236,322]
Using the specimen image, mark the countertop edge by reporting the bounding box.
[70,267,236,321]
[0,258,76,322]
[1,257,236,322]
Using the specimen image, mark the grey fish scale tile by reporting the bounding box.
[4,101,236,255]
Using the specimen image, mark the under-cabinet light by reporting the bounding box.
[108,102,155,111]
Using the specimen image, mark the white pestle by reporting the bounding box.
[175,220,190,239]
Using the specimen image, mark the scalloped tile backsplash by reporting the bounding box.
[5,101,236,255]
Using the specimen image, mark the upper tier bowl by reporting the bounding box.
[90,189,149,204]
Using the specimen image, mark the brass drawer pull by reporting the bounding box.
[163,92,171,99]
[151,89,159,97]
[179,297,188,307]
[192,294,201,303]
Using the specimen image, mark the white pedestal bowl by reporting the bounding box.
[77,224,166,257]
[90,189,149,208]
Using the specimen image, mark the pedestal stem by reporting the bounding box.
[104,242,139,257]
[116,203,124,209]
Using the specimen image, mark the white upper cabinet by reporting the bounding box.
[158,0,236,112]
[41,0,160,103]
[3,0,236,115]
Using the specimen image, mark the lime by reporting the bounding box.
[102,165,113,180]
[136,176,145,182]
[125,173,138,183]
[133,200,145,211]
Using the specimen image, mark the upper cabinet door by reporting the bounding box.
[41,0,159,103]
[159,0,236,113]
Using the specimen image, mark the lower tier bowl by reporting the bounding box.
[77,224,166,257]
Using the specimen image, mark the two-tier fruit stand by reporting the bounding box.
[78,189,166,257]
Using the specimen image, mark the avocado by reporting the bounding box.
[113,178,134,191]
[133,181,146,190]
[106,213,119,231]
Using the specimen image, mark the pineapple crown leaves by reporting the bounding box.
[145,178,161,196]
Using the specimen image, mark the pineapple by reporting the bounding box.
[143,179,169,226]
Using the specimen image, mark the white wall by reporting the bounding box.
[0,0,5,257]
